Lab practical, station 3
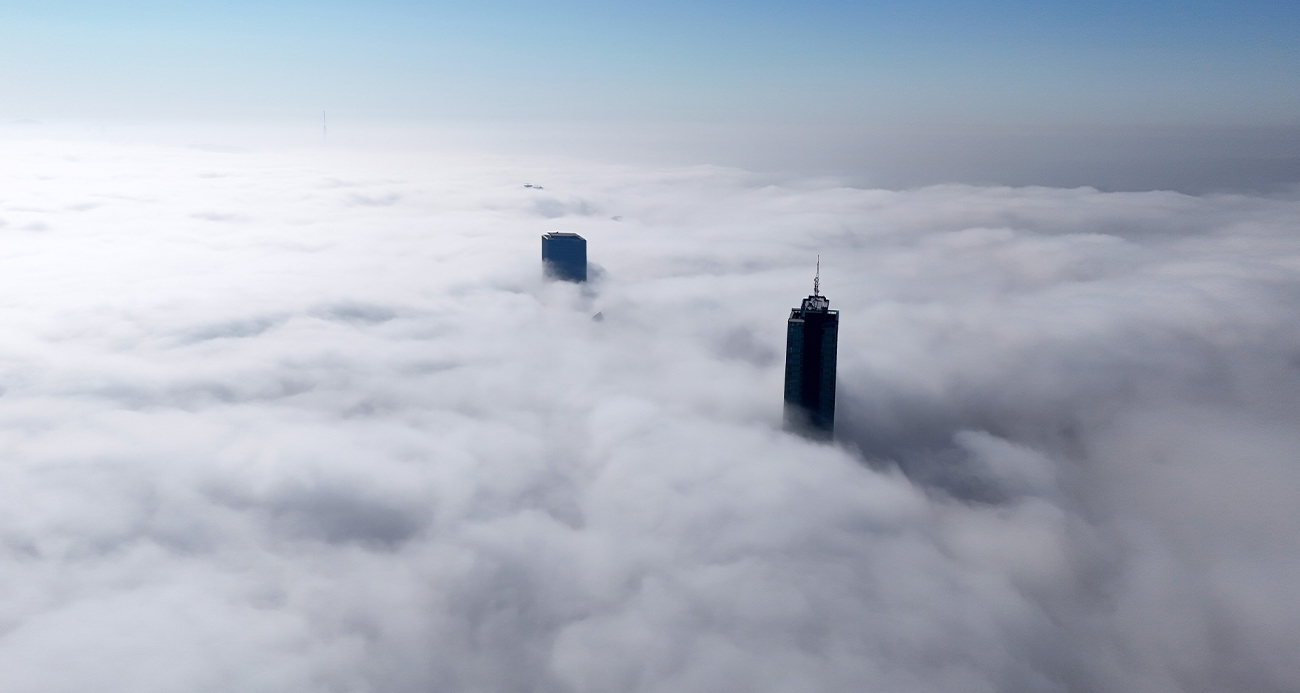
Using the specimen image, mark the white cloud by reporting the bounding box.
[0,136,1297,692]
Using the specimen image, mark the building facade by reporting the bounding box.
[783,282,839,439]
[541,232,587,282]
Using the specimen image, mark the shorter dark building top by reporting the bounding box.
[542,232,588,282]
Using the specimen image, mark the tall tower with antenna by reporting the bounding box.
[783,257,839,439]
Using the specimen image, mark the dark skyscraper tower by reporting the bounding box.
[784,262,839,439]
[542,232,587,282]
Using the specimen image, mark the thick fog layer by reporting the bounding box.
[0,138,1297,692]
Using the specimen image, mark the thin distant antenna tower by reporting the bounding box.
[814,255,820,296]
[322,111,328,143]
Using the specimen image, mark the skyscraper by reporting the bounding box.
[784,264,838,439]
[541,232,587,282]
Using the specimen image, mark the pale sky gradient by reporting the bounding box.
[3,2,1299,189]
[3,0,1297,124]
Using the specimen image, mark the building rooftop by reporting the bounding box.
[542,232,584,239]
[799,294,832,313]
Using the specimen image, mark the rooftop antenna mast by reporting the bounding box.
[814,255,820,296]
[322,111,328,143]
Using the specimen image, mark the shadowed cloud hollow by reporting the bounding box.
[0,138,1297,692]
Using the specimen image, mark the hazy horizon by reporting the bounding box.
[5,118,1299,195]
[4,0,1299,193]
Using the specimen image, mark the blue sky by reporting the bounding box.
[2,0,1297,125]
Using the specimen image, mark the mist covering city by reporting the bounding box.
[2,0,1300,691]
[0,133,1293,691]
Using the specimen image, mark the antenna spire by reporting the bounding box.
[813,256,820,296]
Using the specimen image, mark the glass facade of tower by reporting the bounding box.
[541,232,587,282]
[784,293,838,439]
